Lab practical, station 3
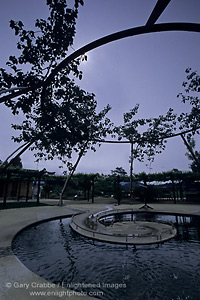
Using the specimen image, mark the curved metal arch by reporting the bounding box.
[0,22,200,104]
[45,22,200,85]
[93,126,200,144]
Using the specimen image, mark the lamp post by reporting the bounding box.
[130,141,134,203]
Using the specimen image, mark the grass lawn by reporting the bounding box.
[0,201,52,210]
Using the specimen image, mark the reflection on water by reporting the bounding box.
[12,213,200,300]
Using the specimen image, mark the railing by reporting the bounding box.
[70,212,176,244]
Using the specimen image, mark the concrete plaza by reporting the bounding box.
[1,198,200,299]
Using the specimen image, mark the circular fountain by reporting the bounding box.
[70,209,177,245]
[12,212,200,300]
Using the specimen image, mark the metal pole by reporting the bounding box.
[91,175,95,204]
[130,142,134,202]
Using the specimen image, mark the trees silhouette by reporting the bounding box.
[178,68,200,171]
[0,0,112,171]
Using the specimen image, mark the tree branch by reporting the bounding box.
[0,141,33,173]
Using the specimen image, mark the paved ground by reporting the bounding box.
[1,198,200,299]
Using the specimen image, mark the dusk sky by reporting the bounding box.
[0,0,200,175]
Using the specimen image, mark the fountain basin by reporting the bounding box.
[70,209,177,245]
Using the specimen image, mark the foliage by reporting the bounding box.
[177,68,200,171]
[40,172,120,199]
[0,0,84,99]
[39,169,200,202]
[0,0,112,168]
[111,167,128,178]
[185,138,200,173]
[2,168,199,202]
[178,68,200,133]
[177,68,200,143]
[0,156,23,170]
[134,169,184,183]
[114,104,177,162]
[9,156,23,169]
[113,68,200,165]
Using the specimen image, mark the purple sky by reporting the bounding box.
[0,0,200,175]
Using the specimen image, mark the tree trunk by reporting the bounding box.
[59,146,86,206]
[171,178,176,204]
[37,178,41,206]
[87,187,90,201]
[26,178,30,203]
[181,134,200,170]
[17,180,22,202]
[143,179,147,206]
[179,180,183,202]
[0,142,32,173]
[84,176,87,200]
[91,176,95,203]
[117,175,121,205]
[3,172,11,207]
